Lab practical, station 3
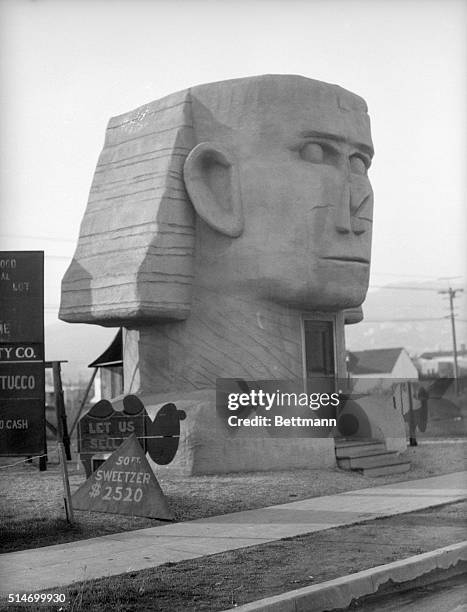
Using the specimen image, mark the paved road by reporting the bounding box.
[355,574,467,611]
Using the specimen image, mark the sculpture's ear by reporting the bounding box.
[183,142,244,237]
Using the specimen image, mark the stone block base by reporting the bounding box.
[140,389,336,476]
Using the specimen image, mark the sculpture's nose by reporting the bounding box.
[335,177,370,235]
[335,181,352,234]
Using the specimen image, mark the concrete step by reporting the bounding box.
[338,448,392,459]
[361,461,411,477]
[334,438,384,447]
[337,452,405,470]
[336,449,396,465]
[335,440,386,458]
[335,438,411,477]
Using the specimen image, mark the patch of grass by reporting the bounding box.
[1,517,80,551]
[1,440,465,552]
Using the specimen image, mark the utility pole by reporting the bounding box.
[438,287,464,395]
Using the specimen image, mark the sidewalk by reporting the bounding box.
[1,471,466,594]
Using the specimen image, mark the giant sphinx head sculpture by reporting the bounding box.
[60,75,374,326]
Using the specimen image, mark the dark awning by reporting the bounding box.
[88,329,123,368]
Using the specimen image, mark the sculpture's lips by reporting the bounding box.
[322,256,370,264]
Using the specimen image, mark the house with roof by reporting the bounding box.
[417,345,467,378]
[347,347,418,380]
[340,347,416,457]
[88,329,124,402]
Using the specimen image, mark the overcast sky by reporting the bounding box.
[1,0,466,326]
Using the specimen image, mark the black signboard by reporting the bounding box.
[0,362,45,400]
[77,396,186,477]
[0,399,46,455]
[78,412,146,454]
[0,252,46,456]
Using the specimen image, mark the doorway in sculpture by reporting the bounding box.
[302,317,338,425]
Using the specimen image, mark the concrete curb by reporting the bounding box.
[224,541,467,612]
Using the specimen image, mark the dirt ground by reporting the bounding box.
[2,501,466,612]
[0,440,465,552]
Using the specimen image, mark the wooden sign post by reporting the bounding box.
[52,360,71,459]
[0,252,46,468]
[57,441,74,523]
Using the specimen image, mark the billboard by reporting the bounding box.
[0,252,46,456]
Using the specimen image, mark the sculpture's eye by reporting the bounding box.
[300,141,339,166]
[349,155,368,175]
[300,142,324,163]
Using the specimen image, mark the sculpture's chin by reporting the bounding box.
[271,289,368,312]
[234,276,368,312]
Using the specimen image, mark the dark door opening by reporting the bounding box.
[303,319,337,421]
[304,320,335,380]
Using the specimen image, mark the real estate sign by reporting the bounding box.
[0,252,46,455]
[72,434,173,519]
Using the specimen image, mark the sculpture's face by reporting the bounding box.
[228,94,374,311]
[60,75,374,327]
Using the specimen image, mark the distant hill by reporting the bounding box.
[45,321,117,383]
[346,282,467,355]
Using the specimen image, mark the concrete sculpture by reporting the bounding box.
[61,75,392,474]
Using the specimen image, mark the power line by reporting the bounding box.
[371,272,453,280]
[360,317,447,323]
[369,285,454,292]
